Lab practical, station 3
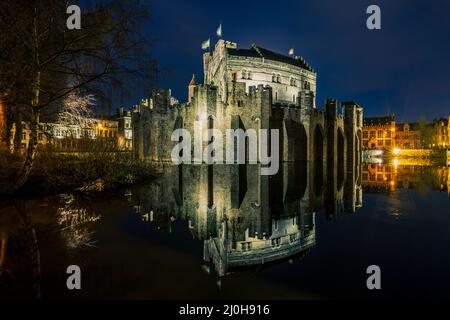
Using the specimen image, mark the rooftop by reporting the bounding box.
[363,116,395,126]
[396,122,421,131]
[189,74,198,86]
[227,44,314,72]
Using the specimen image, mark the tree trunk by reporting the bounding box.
[5,105,14,153]
[13,112,23,152]
[12,109,40,191]
[12,9,40,192]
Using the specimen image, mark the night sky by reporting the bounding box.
[98,0,450,121]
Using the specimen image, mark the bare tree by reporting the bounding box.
[0,0,157,192]
[58,90,96,128]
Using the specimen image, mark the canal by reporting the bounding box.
[1,162,449,299]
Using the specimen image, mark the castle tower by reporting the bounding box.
[188,74,198,103]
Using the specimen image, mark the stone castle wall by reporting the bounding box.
[203,40,317,107]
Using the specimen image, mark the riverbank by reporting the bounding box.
[364,148,449,166]
[0,149,159,197]
[392,148,448,159]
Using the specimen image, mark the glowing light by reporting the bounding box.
[390,181,395,186]
[393,148,401,155]
[393,158,400,166]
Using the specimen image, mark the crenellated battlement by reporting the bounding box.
[132,40,364,189]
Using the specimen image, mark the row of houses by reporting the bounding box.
[3,107,133,152]
[362,115,450,150]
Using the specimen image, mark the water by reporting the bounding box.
[1,162,449,299]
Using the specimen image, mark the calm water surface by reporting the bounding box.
[1,163,449,299]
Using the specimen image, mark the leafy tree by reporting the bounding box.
[418,117,434,148]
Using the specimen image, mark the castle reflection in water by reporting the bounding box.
[131,162,363,276]
[2,161,449,297]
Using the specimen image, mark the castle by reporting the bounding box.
[133,39,363,175]
[132,39,365,274]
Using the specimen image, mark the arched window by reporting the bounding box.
[242,70,247,79]
[304,81,310,90]
[277,75,281,83]
[272,74,276,82]
[247,71,252,80]
[275,92,278,100]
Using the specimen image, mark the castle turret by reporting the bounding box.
[188,74,198,103]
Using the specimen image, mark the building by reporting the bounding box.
[395,122,422,149]
[134,39,363,178]
[362,115,396,150]
[203,41,317,107]
[94,115,118,140]
[8,108,133,152]
[434,116,450,148]
[117,107,133,150]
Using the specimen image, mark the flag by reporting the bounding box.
[201,38,210,50]
[288,48,295,56]
[216,22,222,37]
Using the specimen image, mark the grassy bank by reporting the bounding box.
[0,148,157,196]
